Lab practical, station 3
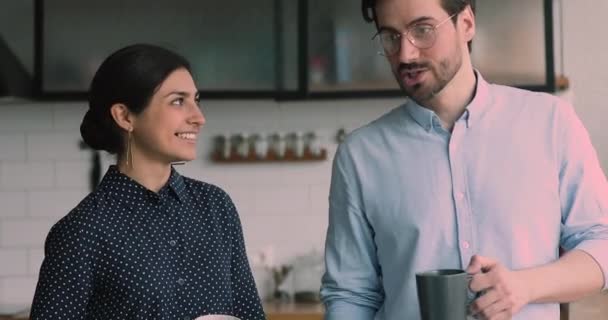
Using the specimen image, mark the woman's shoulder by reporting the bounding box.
[181,176,231,201]
[44,191,109,246]
[52,190,109,232]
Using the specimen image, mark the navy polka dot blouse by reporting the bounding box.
[31,166,266,320]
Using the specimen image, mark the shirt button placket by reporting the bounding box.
[450,125,475,266]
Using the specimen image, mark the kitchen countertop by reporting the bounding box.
[264,301,324,320]
[0,305,28,320]
[264,301,324,314]
[0,302,324,320]
[5,296,608,320]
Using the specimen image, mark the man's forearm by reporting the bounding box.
[518,249,604,304]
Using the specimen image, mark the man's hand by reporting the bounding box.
[466,255,531,320]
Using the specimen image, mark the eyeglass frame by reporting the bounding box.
[372,13,458,56]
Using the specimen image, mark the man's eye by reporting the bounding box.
[413,25,433,36]
[380,32,400,42]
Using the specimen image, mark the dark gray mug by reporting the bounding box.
[416,269,473,320]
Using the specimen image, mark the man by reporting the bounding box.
[320,0,608,319]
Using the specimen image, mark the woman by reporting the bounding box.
[30,44,265,320]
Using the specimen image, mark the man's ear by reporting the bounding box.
[460,5,476,43]
[110,103,136,132]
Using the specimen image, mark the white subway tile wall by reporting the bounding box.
[0,162,54,190]
[0,277,37,308]
[1,219,56,247]
[0,99,399,307]
[26,133,89,161]
[0,250,28,277]
[0,105,54,133]
[0,134,26,161]
[0,192,27,218]
[28,190,88,217]
[27,249,44,276]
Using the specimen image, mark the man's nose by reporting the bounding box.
[397,36,421,63]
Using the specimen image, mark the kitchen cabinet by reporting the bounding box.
[39,0,288,97]
[471,0,552,90]
[0,1,34,98]
[7,0,554,99]
[305,0,555,96]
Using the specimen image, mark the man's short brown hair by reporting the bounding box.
[361,0,475,50]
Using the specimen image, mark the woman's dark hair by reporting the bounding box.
[361,0,475,50]
[80,44,191,155]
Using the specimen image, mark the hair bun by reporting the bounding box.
[80,109,112,152]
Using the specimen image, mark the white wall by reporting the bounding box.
[559,0,608,168]
[1,1,607,310]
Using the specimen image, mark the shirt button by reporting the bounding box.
[169,240,177,246]
[462,241,470,249]
[177,278,186,286]
[456,192,465,200]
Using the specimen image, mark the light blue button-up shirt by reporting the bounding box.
[321,73,608,320]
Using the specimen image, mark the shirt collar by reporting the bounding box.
[466,70,492,128]
[166,166,187,202]
[100,165,186,204]
[404,70,492,131]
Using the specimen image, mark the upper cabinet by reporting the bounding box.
[2,0,554,100]
[304,0,554,97]
[0,1,34,97]
[41,0,286,97]
[472,0,552,90]
[307,0,398,94]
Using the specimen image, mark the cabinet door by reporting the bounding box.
[41,0,281,93]
[306,0,553,93]
[0,0,34,75]
[307,0,399,93]
[0,0,34,97]
[472,0,551,89]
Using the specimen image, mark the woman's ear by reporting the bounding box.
[110,103,135,132]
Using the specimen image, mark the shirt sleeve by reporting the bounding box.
[224,193,267,320]
[30,213,98,319]
[557,101,608,291]
[320,142,384,320]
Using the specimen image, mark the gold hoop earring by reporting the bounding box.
[126,130,133,169]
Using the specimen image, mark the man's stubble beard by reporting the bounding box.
[395,48,463,105]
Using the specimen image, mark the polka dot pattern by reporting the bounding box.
[31,165,266,320]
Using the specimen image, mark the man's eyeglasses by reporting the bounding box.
[372,13,457,56]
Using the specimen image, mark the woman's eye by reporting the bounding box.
[171,98,184,106]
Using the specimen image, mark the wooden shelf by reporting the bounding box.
[211,149,327,163]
